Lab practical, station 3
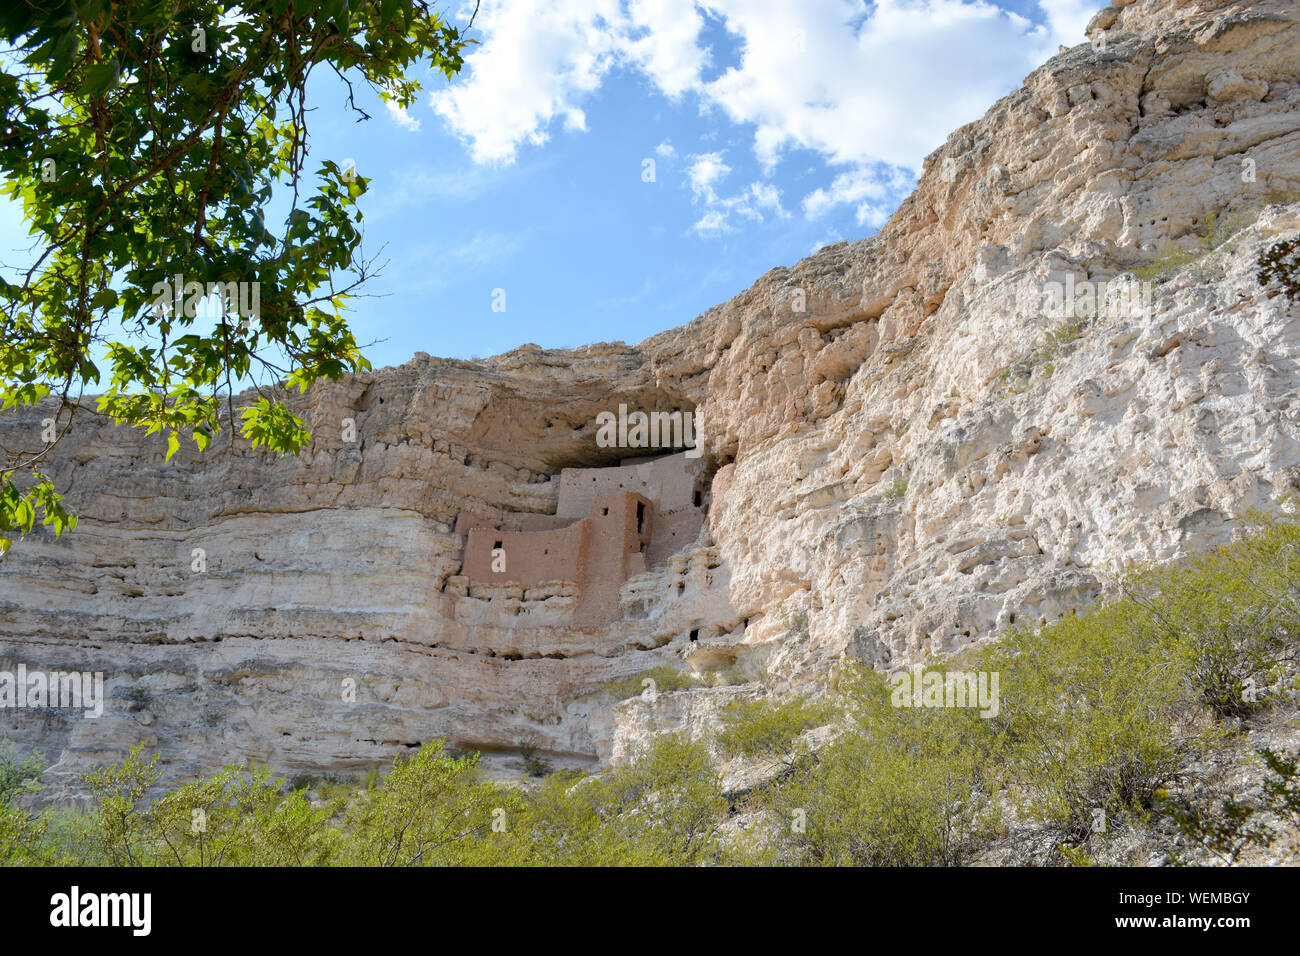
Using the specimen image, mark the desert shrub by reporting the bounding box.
[594,734,728,863]
[884,476,908,499]
[485,734,728,866]
[977,600,1184,839]
[0,741,45,807]
[1258,236,1300,300]
[998,319,1090,394]
[750,517,1300,862]
[22,806,99,866]
[1131,209,1256,282]
[77,745,337,866]
[76,744,162,866]
[150,767,336,866]
[340,741,504,866]
[473,770,626,865]
[1120,512,1300,719]
[517,739,553,778]
[1161,747,1300,864]
[0,801,48,865]
[979,514,1300,839]
[757,669,1000,866]
[1130,247,1202,282]
[4,518,1299,868]
[1,735,728,867]
[782,608,809,635]
[715,695,834,768]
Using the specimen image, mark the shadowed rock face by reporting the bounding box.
[2,0,1299,796]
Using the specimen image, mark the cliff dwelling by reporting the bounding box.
[448,451,707,624]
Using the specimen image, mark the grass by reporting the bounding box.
[1129,189,1300,285]
[781,608,809,636]
[1129,210,1258,282]
[997,319,1088,395]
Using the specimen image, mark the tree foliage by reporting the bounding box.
[0,0,472,552]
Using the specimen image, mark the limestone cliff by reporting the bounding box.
[2,0,1299,795]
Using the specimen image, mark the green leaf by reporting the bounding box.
[84,59,121,96]
[90,287,118,310]
[0,0,471,555]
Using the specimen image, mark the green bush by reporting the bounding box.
[0,801,48,865]
[998,320,1089,394]
[1119,512,1300,719]
[78,744,338,866]
[517,739,553,778]
[715,695,833,767]
[977,601,1184,838]
[884,476,908,499]
[482,734,729,866]
[0,741,45,807]
[1161,747,1300,864]
[738,515,1300,862]
[1258,236,1300,300]
[340,742,502,866]
[757,669,1001,866]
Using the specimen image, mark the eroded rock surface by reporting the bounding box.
[2,0,1299,795]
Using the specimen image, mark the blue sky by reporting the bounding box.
[0,0,1107,370]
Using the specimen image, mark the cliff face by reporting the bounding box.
[2,0,1299,795]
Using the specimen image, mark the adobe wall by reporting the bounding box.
[461,520,588,589]
[557,452,700,519]
[454,510,574,536]
[455,452,705,624]
[647,505,705,567]
[575,491,652,624]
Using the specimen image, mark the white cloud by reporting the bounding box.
[685,152,789,236]
[692,208,733,237]
[430,0,1107,223]
[444,229,529,269]
[1036,0,1103,47]
[701,0,1065,173]
[385,98,422,131]
[748,181,784,216]
[655,139,677,158]
[624,0,710,97]
[687,151,731,201]
[431,0,626,164]
[431,0,710,164]
[801,164,914,226]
